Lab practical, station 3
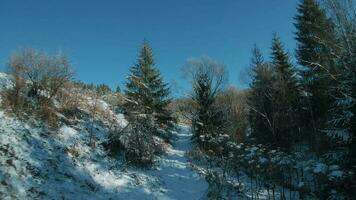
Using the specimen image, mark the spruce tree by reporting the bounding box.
[115,85,121,93]
[124,42,175,139]
[323,1,356,168]
[270,35,301,148]
[271,35,300,103]
[295,0,337,70]
[185,57,230,152]
[191,66,229,152]
[294,0,338,150]
[248,46,276,145]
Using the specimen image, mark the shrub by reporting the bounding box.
[107,115,161,167]
[1,54,27,113]
[2,48,74,127]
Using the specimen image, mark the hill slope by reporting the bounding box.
[0,73,208,200]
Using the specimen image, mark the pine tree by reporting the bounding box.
[294,0,338,150]
[116,85,121,93]
[122,115,157,166]
[248,46,276,145]
[270,35,301,148]
[124,42,175,139]
[295,0,337,70]
[192,67,229,152]
[323,0,356,168]
[271,35,300,104]
[185,57,230,153]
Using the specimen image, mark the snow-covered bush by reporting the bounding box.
[107,115,163,167]
[222,141,354,199]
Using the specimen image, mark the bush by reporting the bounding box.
[57,83,83,119]
[17,49,74,100]
[2,48,74,127]
[37,99,59,128]
[107,115,162,167]
[1,54,27,112]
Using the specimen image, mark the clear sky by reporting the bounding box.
[0,0,299,96]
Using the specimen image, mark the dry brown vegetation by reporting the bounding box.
[218,86,249,142]
[2,48,74,127]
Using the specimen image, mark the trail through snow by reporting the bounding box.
[149,125,208,199]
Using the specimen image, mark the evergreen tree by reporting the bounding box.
[270,35,301,148]
[192,72,227,148]
[122,115,157,166]
[295,0,337,70]
[115,85,121,93]
[187,57,230,153]
[96,84,111,96]
[248,46,276,145]
[124,42,175,139]
[294,0,338,150]
[323,0,356,168]
[271,35,300,105]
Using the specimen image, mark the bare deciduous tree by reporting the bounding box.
[4,55,27,111]
[182,56,228,99]
[10,48,74,101]
[4,48,74,127]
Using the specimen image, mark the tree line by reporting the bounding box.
[184,0,355,198]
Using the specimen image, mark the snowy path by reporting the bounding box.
[149,125,208,200]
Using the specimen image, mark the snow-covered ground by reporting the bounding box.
[0,72,209,199]
[0,107,208,199]
[148,125,208,199]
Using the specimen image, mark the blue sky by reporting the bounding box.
[0,0,299,96]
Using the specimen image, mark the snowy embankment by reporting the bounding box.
[0,72,208,199]
[0,113,207,199]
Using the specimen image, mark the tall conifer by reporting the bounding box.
[294,0,338,150]
[271,35,301,148]
[124,42,175,138]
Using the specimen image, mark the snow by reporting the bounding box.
[1,71,350,199]
[58,126,78,144]
[313,162,327,174]
[0,72,209,199]
[116,113,128,127]
[0,72,13,90]
[0,104,208,199]
[149,126,208,199]
[329,170,343,179]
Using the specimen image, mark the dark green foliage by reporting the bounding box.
[270,35,301,148]
[108,42,175,166]
[191,1,356,199]
[295,0,337,70]
[248,46,276,145]
[115,85,121,93]
[72,81,112,96]
[248,37,301,149]
[294,0,338,150]
[122,115,160,166]
[189,58,230,153]
[124,42,175,136]
[106,115,164,166]
[96,84,112,96]
[323,0,356,170]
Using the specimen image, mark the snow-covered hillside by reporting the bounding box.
[0,73,208,200]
